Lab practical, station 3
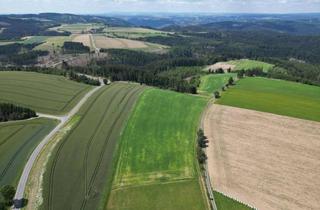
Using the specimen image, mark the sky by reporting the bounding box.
[1,0,320,14]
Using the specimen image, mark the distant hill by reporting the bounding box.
[0,13,131,40]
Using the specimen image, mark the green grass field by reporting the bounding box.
[0,118,57,200]
[214,191,254,210]
[104,27,170,39]
[217,77,320,122]
[40,83,145,210]
[228,59,274,72]
[34,36,72,51]
[199,73,237,96]
[107,88,209,210]
[51,23,103,34]
[0,71,91,115]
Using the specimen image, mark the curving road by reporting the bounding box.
[13,78,105,209]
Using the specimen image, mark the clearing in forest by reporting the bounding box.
[40,83,145,210]
[216,77,320,122]
[199,73,237,96]
[204,104,320,210]
[107,88,209,210]
[0,71,91,115]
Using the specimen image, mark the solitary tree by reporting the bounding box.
[228,77,234,85]
[214,91,220,99]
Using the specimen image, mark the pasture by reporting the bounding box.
[104,27,169,39]
[228,59,274,72]
[0,71,91,115]
[107,88,209,210]
[217,77,320,122]
[40,83,145,210]
[199,73,237,96]
[204,104,320,210]
[51,23,103,34]
[0,118,57,198]
[34,36,73,52]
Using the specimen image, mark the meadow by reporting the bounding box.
[104,27,170,39]
[34,36,73,52]
[217,77,320,122]
[0,71,91,115]
[40,83,145,210]
[51,23,103,34]
[227,59,274,72]
[0,118,57,199]
[214,191,254,210]
[199,73,237,96]
[107,88,209,210]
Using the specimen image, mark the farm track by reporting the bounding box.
[47,85,110,210]
[45,84,144,210]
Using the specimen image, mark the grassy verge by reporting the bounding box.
[214,191,254,210]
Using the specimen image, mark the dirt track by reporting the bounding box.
[204,104,320,210]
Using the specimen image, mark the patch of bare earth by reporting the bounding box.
[204,104,320,210]
[205,62,235,72]
[93,35,148,49]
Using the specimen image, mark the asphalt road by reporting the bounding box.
[13,78,104,209]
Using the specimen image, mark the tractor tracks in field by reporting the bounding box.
[80,86,144,210]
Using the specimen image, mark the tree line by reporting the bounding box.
[0,103,37,122]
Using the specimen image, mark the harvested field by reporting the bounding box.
[0,71,91,115]
[40,83,145,210]
[205,62,235,72]
[0,118,57,201]
[72,34,93,49]
[204,104,320,210]
[94,35,147,49]
[107,88,209,210]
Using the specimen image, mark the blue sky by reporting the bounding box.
[1,0,320,14]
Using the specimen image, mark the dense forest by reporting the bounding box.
[0,103,37,122]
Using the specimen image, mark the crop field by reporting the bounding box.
[51,23,103,34]
[107,88,209,210]
[227,59,274,72]
[40,83,145,210]
[0,71,91,115]
[104,27,170,39]
[34,36,73,51]
[199,73,237,96]
[93,35,168,52]
[216,77,320,122]
[204,104,320,210]
[72,34,94,49]
[0,118,57,199]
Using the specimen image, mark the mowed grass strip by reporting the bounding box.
[0,71,91,115]
[108,88,209,210]
[41,83,145,210]
[217,77,320,122]
[214,191,254,210]
[199,73,237,96]
[0,118,57,192]
[228,59,274,72]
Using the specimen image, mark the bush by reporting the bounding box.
[1,185,15,205]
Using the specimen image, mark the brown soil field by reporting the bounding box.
[93,35,148,49]
[205,62,235,72]
[72,34,92,49]
[204,104,320,210]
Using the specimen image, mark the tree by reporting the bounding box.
[0,202,5,210]
[214,91,220,99]
[228,77,234,85]
[1,185,15,205]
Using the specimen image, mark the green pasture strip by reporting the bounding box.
[0,118,57,201]
[0,71,91,115]
[199,73,237,96]
[107,180,207,210]
[217,77,320,122]
[108,88,209,210]
[228,59,274,72]
[40,83,145,210]
[214,191,254,210]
